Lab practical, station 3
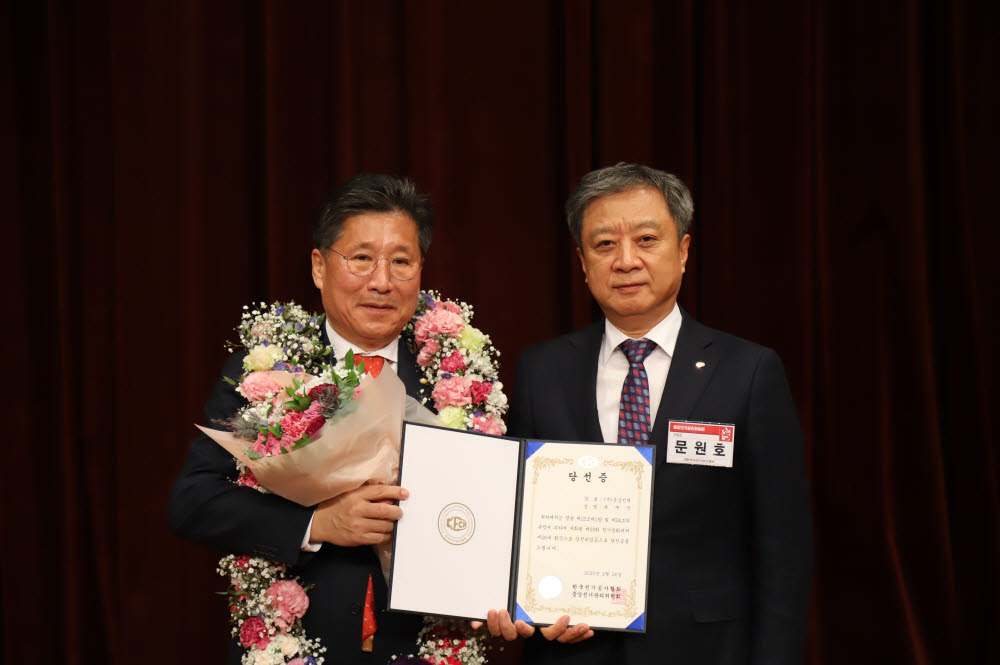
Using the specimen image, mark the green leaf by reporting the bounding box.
[281,393,312,412]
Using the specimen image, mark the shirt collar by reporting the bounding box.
[599,303,682,366]
[324,319,399,364]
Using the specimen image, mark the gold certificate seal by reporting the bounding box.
[437,502,476,546]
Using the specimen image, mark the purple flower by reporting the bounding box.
[441,372,452,379]
[275,306,286,315]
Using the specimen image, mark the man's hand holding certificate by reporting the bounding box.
[387,423,654,634]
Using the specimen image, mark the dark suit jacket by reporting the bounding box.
[510,312,813,665]
[168,337,424,665]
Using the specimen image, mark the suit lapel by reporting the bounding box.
[396,337,424,402]
[564,322,605,443]
[650,312,717,464]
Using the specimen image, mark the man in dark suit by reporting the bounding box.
[486,163,812,664]
[168,174,432,664]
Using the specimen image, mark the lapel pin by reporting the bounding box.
[695,361,706,369]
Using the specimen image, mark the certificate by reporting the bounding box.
[388,422,654,632]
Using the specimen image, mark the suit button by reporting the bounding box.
[351,602,362,615]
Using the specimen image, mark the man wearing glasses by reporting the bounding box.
[169,174,431,664]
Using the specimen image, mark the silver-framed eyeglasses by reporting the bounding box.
[329,248,422,281]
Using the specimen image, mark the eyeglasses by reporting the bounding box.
[329,248,422,281]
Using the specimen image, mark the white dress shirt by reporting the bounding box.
[324,320,400,372]
[596,304,682,444]
[301,322,402,550]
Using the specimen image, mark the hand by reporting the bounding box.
[309,484,409,546]
[538,615,593,644]
[470,609,535,641]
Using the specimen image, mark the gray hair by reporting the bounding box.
[566,162,694,246]
[314,173,434,258]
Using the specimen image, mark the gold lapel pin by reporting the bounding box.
[695,361,706,369]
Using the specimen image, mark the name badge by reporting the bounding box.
[666,421,735,468]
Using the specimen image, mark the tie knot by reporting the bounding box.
[354,354,386,378]
[620,338,654,365]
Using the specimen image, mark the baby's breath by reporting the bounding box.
[402,290,509,432]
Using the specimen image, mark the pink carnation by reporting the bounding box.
[431,376,474,410]
[281,401,325,443]
[236,468,259,489]
[473,415,504,436]
[440,350,465,373]
[267,580,310,633]
[252,431,284,457]
[470,381,492,404]
[416,339,441,367]
[240,371,283,402]
[240,616,270,649]
[414,308,465,345]
[443,301,462,315]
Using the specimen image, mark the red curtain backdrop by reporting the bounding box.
[4,1,996,663]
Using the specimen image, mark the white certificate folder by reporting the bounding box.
[388,422,655,632]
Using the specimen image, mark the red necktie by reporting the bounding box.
[355,354,385,378]
[361,573,377,651]
[354,354,384,651]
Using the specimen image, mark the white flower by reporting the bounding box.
[275,634,300,657]
[251,651,276,665]
[245,344,284,372]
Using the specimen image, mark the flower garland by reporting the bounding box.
[404,290,507,435]
[226,302,332,375]
[216,295,508,665]
[392,619,493,665]
[218,555,325,665]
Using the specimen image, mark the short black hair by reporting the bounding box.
[313,173,434,257]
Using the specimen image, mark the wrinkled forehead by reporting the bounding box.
[333,212,422,256]
[582,197,679,244]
